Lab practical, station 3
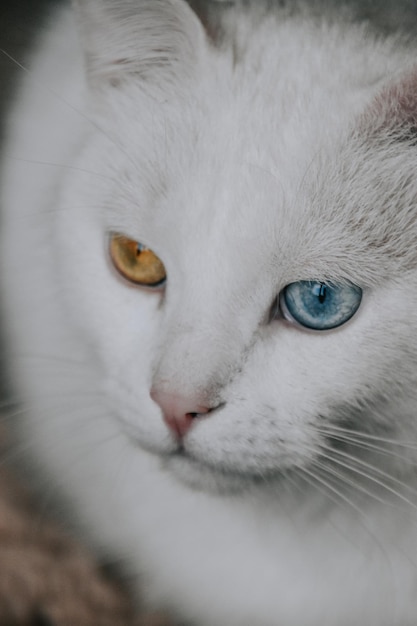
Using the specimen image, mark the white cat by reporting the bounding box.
[3,1,417,624]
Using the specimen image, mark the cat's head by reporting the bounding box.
[53,0,417,492]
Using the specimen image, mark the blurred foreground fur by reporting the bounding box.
[0,427,171,626]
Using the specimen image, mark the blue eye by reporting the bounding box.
[279,281,362,331]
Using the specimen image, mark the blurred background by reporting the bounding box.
[0,0,57,131]
[0,0,58,402]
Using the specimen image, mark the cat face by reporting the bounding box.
[24,0,412,496]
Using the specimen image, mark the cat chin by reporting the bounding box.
[159,450,279,495]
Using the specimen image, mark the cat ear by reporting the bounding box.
[366,68,417,142]
[72,0,217,88]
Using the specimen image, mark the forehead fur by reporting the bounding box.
[91,7,417,291]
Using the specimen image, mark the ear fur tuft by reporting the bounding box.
[72,0,207,88]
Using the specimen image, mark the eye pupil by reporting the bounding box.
[317,283,327,304]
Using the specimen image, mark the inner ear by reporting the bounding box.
[186,0,234,41]
[364,67,417,143]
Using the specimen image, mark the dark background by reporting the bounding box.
[0,0,58,399]
[0,0,58,126]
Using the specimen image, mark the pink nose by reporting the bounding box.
[150,389,210,438]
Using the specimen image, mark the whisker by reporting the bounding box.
[318,426,417,474]
[0,398,19,411]
[311,456,408,512]
[297,462,366,516]
[0,49,153,222]
[0,405,28,422]
[295,464,350,511]
[287,466,368,546]
[319,424,417,450]
[0,394,108,469]
[317,444,417,514]
[318,429,412,462]
[0,438,38,470]
[0,49,138,171]
[5,156,119,184]
[298,462,400,565]
[7,351,90,366]
[320,438,417,490]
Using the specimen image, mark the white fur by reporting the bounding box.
[2,2,417,624]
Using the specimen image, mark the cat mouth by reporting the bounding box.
[119,418,284,493]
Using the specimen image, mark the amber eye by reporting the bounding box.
[109,234,166,287]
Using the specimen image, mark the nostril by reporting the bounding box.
[164,412,196,438]
[150,388,212,438]
[150,389,209,417]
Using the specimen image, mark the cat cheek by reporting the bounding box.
[103,377,177,455]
